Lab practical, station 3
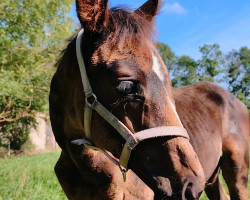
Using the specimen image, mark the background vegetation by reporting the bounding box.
[157,42,250,109]
[0,0,75,150]
[0,152,67,200]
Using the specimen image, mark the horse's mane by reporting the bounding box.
[56,7,156,69]
[108,8,156,49]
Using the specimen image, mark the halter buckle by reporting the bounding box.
[85,92,97,108]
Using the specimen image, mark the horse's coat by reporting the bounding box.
[174,82,249,200]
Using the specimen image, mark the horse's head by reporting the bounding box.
[60,0,205,199]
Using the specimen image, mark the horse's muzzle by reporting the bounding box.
[129,136,205,200]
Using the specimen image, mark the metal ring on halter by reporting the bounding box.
[85,92,97,108]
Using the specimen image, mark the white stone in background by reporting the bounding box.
[29,114,57,151]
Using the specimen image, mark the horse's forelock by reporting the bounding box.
[108,8,156,50]
[90,8,156,67]
[57,7,157,72]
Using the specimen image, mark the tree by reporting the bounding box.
[0,0,74,150]
[157,43,224,87]
[157,42,249,110]
[172,55,199,87]
[197,44,225,82]
[226,47,250,109]
[157,42,176,71]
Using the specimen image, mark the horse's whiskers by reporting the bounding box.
[110,97,124,112]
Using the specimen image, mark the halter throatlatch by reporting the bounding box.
[72,29,189,181]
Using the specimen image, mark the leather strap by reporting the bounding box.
[76,29,93,140]
[120,126,189,168]
[76,29,93,95]
[93,101,137,147]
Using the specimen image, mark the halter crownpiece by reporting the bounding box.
[72,28,190,180]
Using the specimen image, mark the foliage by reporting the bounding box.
[0,152,67,200]
[0,0,74,149]
[225,47,250,109]
[171,55,199,87]
[157,43,250,109]
[197,44,224,82]
[157,42,176,71]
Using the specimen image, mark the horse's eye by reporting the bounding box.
[116,81,134,94]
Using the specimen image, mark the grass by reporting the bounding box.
[199,175,228,200]
[0,152,249,200]
[0,152,66,200]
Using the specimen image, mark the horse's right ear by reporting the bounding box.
[135,0,161,22]
[76,0,109,32]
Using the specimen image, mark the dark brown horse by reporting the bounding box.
[49,0,249,199]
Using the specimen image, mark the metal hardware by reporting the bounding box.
[85,92,97,108]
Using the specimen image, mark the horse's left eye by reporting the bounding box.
[116,81,134,94]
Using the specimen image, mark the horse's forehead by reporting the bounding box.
[152,50,171,84]
[92,40,153,73]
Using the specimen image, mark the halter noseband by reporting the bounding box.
[72,29,189,180]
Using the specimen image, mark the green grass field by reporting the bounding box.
[0,152,66,200]
[0,152,248,200]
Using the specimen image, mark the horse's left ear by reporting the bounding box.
[135,0,161,22]
[76,0,109,32]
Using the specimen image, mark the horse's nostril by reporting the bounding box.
[183,182,198,200]
[187,182,193,190]
[154,191,168,200]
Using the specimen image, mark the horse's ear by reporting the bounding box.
[135,0,161,22]
[76,0,109,32]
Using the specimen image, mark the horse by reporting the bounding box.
[49,0,249,199]
[174,82,249,200]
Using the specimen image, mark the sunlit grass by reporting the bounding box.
[0,152,66,200]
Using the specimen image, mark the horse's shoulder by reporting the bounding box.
[194,81,226,106]
[174,81,248,130]
[193,82,248,113]
[174,81,228,107]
